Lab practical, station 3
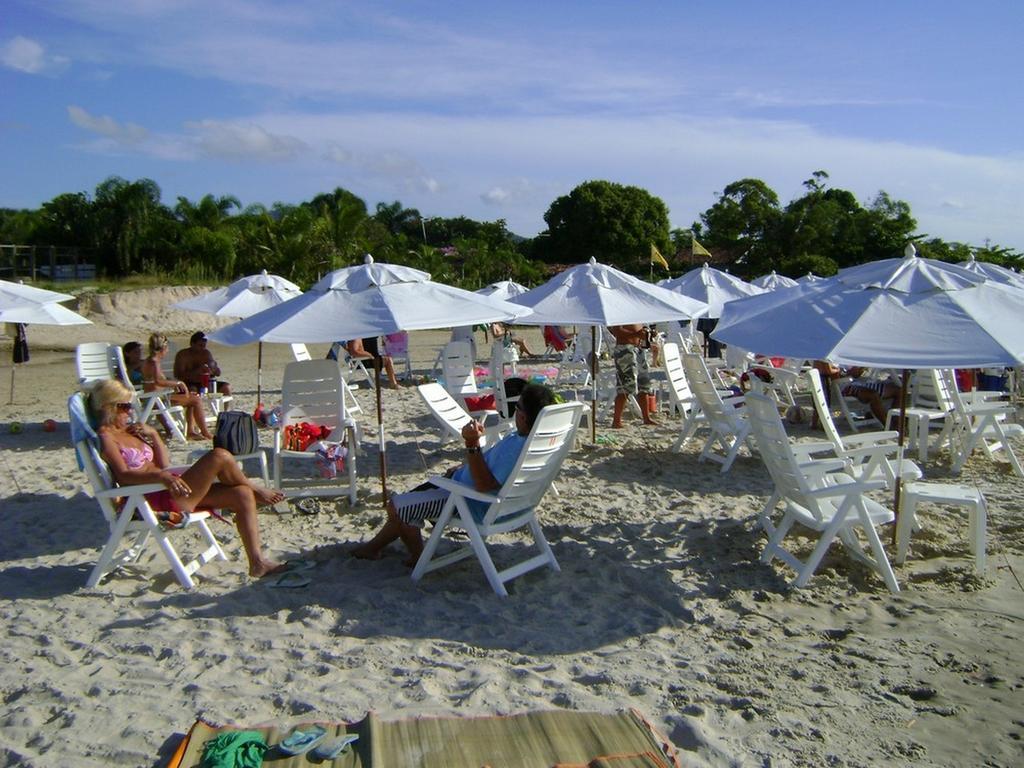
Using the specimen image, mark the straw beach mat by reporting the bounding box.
[166,709,680,767]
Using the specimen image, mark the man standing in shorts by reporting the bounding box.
[610,324,658,428]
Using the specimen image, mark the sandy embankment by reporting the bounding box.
[0,286,1022,767]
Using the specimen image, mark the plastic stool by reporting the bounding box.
[896,482,987,573]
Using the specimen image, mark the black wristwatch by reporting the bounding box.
[466,445,481,454]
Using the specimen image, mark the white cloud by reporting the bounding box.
[184,120,307,161]
[482,187,508,204]
[67,105,148,144]
[2,36,68,74]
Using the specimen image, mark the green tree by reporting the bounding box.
[696,178,781,276]
[541,180,671,271]
[304,187,369,269]
[174,194,241,230]
[373,200,421,236]
[32,193,97,249]
[93,177,173,275]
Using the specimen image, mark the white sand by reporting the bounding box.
[1,286,1022,767]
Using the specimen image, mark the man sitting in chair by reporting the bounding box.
[174,331,231,395]
[353,383,556,565]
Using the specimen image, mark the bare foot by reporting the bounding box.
[611,422,624,429]
[250,559,286,578]
[253,486,286,505]
[643,418,660,426]
[351,544,383,561]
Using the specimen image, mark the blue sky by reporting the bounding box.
[2,1,1022,251]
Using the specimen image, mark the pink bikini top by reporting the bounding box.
[119,442,154,469]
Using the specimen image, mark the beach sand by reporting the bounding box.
[0,287,1022,767]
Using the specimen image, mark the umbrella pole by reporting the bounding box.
[591,326,598,444]
[8,365,14,405]
[892,368,910,545]
[256,342,263,405]
[375,357,387,507]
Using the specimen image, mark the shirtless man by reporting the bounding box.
[173,331,232,395]
[609,324,658,427]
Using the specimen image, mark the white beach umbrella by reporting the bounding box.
[0,279,76,309]
[0,280,91,403]
[713,244,1024,530]
[476,280,530,301]
[513,257,708,441]
[658,263,764,319]
[751,271,799,291]
[796,272,824,284]
[172,270,303,403]
[958,255,1024,289]
[211,255,530,501]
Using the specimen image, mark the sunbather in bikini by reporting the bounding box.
[91,378,287,578]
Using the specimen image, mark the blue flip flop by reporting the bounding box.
[311,734,359,760]
[265,571,311,589]
[278,724,326,755]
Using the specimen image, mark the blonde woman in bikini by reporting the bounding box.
[91,378,286,579]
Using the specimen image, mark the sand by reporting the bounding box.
[0,286,1022,767]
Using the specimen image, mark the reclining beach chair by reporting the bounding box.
[416,382,507,449]
[806,368,921,488]
[662,342,707,452]
[942,369,1024,477]
[411,401,585,596]
[883,369,955,462]
[745,391,899,592]
[440,340,496,417]
[76,342,190,443]
[681,352,753,472]
[383,331,412,380]
[272,360,359,504]
[295,342,364,416]
[68,392,228,590]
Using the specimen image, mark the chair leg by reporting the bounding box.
[411,502,457,582]
[856,509,900,593]
[971,498,987,573]
[462,512,508,597]
[895,492,919,565]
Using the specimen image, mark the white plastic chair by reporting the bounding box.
[831,375,885,432]
[68,393,228,590]
[272,360,359,503]
[806,368,921,488]
[745,391,899,593]
[383,332,412,380]
[290,343,312,362]
[440,340,495,417]
[942,369,1024,477]
[681,352,753,472]
[884,369,955,462]
[416,382,507,449]
[411,401,585,596]
[661,343,706,451]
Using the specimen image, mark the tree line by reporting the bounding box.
[0,171,1017,288]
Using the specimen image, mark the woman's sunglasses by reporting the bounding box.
[115,402,134,412]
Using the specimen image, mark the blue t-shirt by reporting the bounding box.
[451,431,527,521]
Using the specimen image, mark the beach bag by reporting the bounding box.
[213,411,259,455]
[310,440,348,478]
[283,422,332,452]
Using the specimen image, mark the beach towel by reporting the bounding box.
[166,709,680,768]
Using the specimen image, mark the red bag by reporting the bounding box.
[464,394,496,411]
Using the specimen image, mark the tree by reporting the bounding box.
[304,187,369,268]
[696,178,781,276]
[541,180,671,271]
[174,194,241,230]
[373,200,421,236]
[93,177,172,275]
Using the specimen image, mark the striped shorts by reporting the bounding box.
[391,482,450,527]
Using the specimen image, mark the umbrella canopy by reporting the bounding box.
[0,302,91,326]
[751,270,799,291]
[0,279,75,310]
[714,245,1024,369]
[796,272,824,284]
[476,280,529,301]
[659,263,764,319]
[958,255,1024,288]
[513,257,708,326]
[513,258,708,442]
[172,270,302,317]
[212,256,529,346]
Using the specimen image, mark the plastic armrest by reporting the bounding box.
[842,431,899,447]
[428,475,498,504]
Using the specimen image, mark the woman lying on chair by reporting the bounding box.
[353,383,556,565]
[91,379,287,579]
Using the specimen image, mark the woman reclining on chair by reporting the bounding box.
[353,383,556,565]
[91,379,287,579]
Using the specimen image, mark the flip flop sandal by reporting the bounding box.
[265,571,311,589]
[277,724,326,755]
[310,734,359,760]
[157,510,188,529]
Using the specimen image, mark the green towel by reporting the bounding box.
[198,730,269,768]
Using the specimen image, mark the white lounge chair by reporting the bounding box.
[942,369,1024,477]
[68,392,228,590]
[440,340,495,418]
[681,352,753,472]
[745,391,899,592]
[417,382,507,449]
[661,342,706,452]
[806,368,921,488]
[411,401,585,596]
[272,360,359,503]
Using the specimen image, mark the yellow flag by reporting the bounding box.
[691,238,712,258]
[650,243,670,270]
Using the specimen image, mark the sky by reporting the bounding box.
[2,1,1023,251]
